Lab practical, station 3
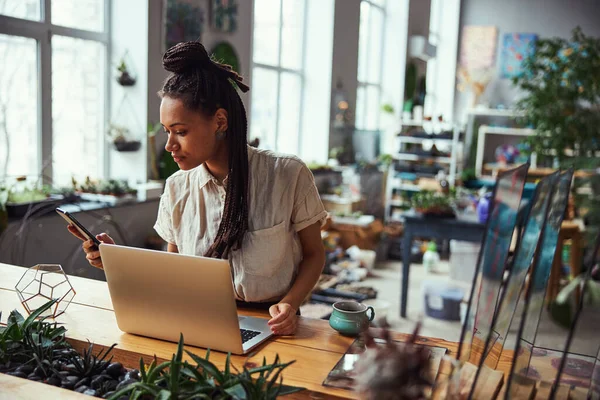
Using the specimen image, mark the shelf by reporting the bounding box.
[393,183,421,192]
[396,136,454,144]
[394,153,452,163]
[400,120,424,127]
[467,108,525,117]
[480,126,536,136]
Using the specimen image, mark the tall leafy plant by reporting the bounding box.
[512,27,600,164]
[513,27,600,239]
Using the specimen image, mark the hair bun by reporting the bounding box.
[162,42,211,74]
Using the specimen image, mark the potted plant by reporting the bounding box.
[512,26,600,240]
[108,123,141,152]
[411,190,456,218]
[1,299,304,399]
[75,177,137,206]
[116,59,136,87]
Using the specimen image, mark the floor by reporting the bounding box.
[362,260,600,357]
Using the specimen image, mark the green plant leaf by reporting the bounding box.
[225,383,247,399]
[186,350,224,383]
[22,299,56,331]
[556,275,584,304]
[157,389,172,400]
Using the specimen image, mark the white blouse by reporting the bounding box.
[153,146,328,302]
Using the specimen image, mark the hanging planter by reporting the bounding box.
[108,123,141,152]
[115,50,137,87]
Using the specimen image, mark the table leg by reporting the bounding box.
[570,232,583,305]
[401,229,412,318]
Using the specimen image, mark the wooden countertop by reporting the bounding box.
[0,263,511,399]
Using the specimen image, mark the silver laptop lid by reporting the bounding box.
[99,243,244,354]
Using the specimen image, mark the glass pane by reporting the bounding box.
[276,72,301,155]
[52,0,105,32]
[356,1,370,82]
[253,0,281,66]
[365,85,380,130]
[52,36,105,185]
[355,85,366,129]
[0,0,40,20]
[0,35,39,178]
[249,67,278,151]
[280,0,305,70]
[367,6,384,83]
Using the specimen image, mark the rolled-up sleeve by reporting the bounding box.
[153,186,176,245]
[291,165,328,232]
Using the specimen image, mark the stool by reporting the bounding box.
[546,221,583,305]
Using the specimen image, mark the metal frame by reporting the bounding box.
[251,0,308,154]
[0,0,110,184]
[356,0,386,131]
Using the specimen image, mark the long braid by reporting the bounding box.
[159,42,249,259]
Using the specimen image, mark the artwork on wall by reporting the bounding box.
[459,25,498,70]
[211,0,238,33]
[164,0,204,51]
[500,33,538,78]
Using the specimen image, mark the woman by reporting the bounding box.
[69,42,327,336]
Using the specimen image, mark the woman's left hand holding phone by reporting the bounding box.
[67,225,115,269]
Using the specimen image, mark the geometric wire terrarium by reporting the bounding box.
[15,264,76,318]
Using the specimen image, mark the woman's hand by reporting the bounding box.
[267,303,298,335]
[67,225,115,269]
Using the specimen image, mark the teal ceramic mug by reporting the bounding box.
[329,301,375,336]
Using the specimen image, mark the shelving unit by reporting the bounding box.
[475,125,536,177]
[383,120,463,223]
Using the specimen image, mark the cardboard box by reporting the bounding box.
[328,218,384,250]
[320,195,365,215]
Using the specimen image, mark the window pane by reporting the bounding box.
[0,0,40,21]
[52,36,105,185]
[367,7,383,83]
[52,0,105,32]
[253,0,281,66]
[365,85,380,130]
[277,72,301,155]
[280,0,305,70]
[355,85,366,129]
[0,35,39,178]
[357,1,370,82]
[249,67,278,151]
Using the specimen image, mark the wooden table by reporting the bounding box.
[0,263,470,399]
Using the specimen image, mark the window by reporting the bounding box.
[250,0,307,155]
[356,0,386,131]
[0,0,108,186]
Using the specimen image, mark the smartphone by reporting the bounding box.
[56,207,102,246]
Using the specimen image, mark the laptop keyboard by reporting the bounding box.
[240,328,261,344]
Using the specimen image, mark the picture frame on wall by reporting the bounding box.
[210,0,238,33]
[500,33,538,79]
[164,0,204,51]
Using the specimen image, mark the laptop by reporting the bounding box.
[99,243,273,355]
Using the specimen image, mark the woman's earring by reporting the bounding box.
[216,130,226,140]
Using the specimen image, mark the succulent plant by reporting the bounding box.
[353,322,433,400]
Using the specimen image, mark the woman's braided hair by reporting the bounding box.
[159,41,250,259]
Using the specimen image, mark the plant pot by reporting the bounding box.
[116,71,136,86]
[113,140,141,152]
[5,195,64,218]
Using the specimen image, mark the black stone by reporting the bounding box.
[61,380,75,390]
[75,377,90,389]
[16,364,34,375]
[115,378,137,391]
[75,385,89,393]
[103,391,115,399]
[106,362,123,378]
[83,388,97,396]
[27,375,42,382]
[7,371,27,379]
[124,370,139,381]
[91,375,106,389]
[33,366,46,378]
[47,376,62,386]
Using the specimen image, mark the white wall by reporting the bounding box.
[109,0,149,184]
[455,0,600,123]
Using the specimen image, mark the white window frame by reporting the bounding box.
[356,0,386,131]
[0,0,111,184]
[251,0,309,155]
